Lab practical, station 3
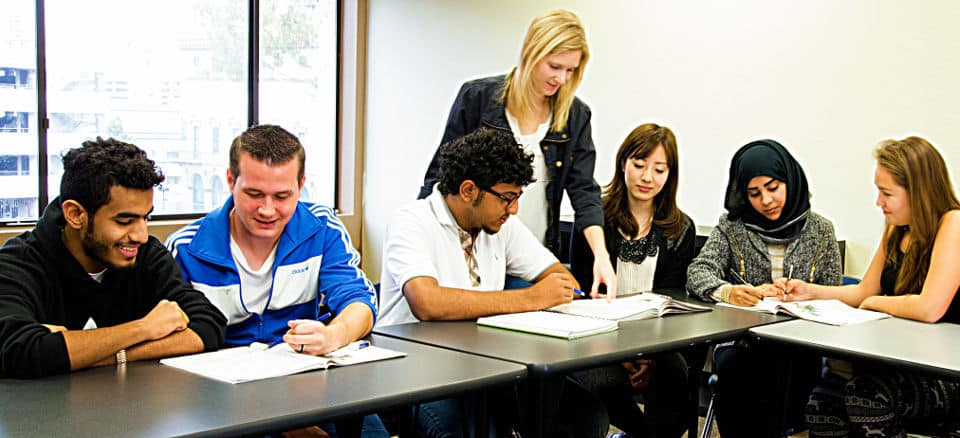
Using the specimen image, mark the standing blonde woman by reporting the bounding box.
[782,137,960,437]
[418,9,617,297]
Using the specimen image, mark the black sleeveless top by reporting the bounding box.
[881,260,960,323]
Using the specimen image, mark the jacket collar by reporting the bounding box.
[186,196,324,268]
[479,75,572,144]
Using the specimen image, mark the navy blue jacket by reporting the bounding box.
[418,75,603,256]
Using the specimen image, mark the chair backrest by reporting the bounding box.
[842,276,860,285]
[693,234,708,258]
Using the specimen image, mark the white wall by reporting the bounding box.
[363,0,960,282]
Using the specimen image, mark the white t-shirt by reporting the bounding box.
[377,189,559,326]
[229,236,278,320]
[506,108,552,244]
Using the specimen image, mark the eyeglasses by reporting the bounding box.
[481,187,522,210]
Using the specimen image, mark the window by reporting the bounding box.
[0,156,20,176]
[192,174,205,210]
[259,0,338,207]
[0,0,339,223]
[0,1,38,220]
[44,1,248,215]
[211,126,220,153]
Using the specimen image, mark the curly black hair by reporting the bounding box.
[436,128,535,196]
[60,137,165,216]
[229,124,305,181]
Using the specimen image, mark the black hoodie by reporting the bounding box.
[0,199,226,378]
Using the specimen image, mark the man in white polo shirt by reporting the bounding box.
[378,127,578,326]
[378,128,607,438]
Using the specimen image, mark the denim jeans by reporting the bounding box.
[318,414,390,438]
[416,398,472,438]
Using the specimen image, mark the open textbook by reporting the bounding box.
[477,311,618,339]
[718,298,890,326]
[548,293,711,321]
[477,310,617,339]
[477,293,710,339]
[160,341,406,384]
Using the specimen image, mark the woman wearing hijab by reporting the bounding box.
[686,139,843,437]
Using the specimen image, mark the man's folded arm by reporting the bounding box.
[148,244,227,351]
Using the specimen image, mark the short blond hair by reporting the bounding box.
[502,9,589,133]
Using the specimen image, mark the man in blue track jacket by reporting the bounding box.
[166,124,383,437]
[166,124,376,354]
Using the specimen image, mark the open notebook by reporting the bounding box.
[476,293,710,339]
[477,311,618,339]
[161,341,406,383]
[718,298,890,325]
[548,293,710,321]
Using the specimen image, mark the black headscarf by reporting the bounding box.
[724,139,810,241]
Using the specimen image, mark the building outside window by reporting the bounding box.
[0,0,338,222]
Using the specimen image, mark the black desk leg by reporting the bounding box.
[519,375,564,438]
[477,390,489,438]
[685,344,710,438]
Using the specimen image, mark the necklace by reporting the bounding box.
[619,226,660,264]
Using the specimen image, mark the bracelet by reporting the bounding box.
[115,349,127,365]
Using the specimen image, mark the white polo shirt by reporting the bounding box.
[377,189,558,326]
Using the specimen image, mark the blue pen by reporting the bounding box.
[267,337,285,349]
[573,288,586,297]
[347,340,371,351]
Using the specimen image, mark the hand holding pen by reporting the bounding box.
[774,275,815,302]
[270,312,341,355]
[772,265,794,299]
[529,272,577,307]
[725,268,767,307]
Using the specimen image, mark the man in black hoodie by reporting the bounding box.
[0,138,226,378]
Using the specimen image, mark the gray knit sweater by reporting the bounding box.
[686,211,842,301]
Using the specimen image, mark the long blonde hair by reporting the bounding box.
[502,9,589,133]
[876,136,960,294]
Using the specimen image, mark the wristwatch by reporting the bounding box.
[115,349,127,365]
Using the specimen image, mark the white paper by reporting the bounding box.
[161,341,405,383]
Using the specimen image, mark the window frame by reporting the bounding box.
[4,0,353,221]
[1,0,364,249]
